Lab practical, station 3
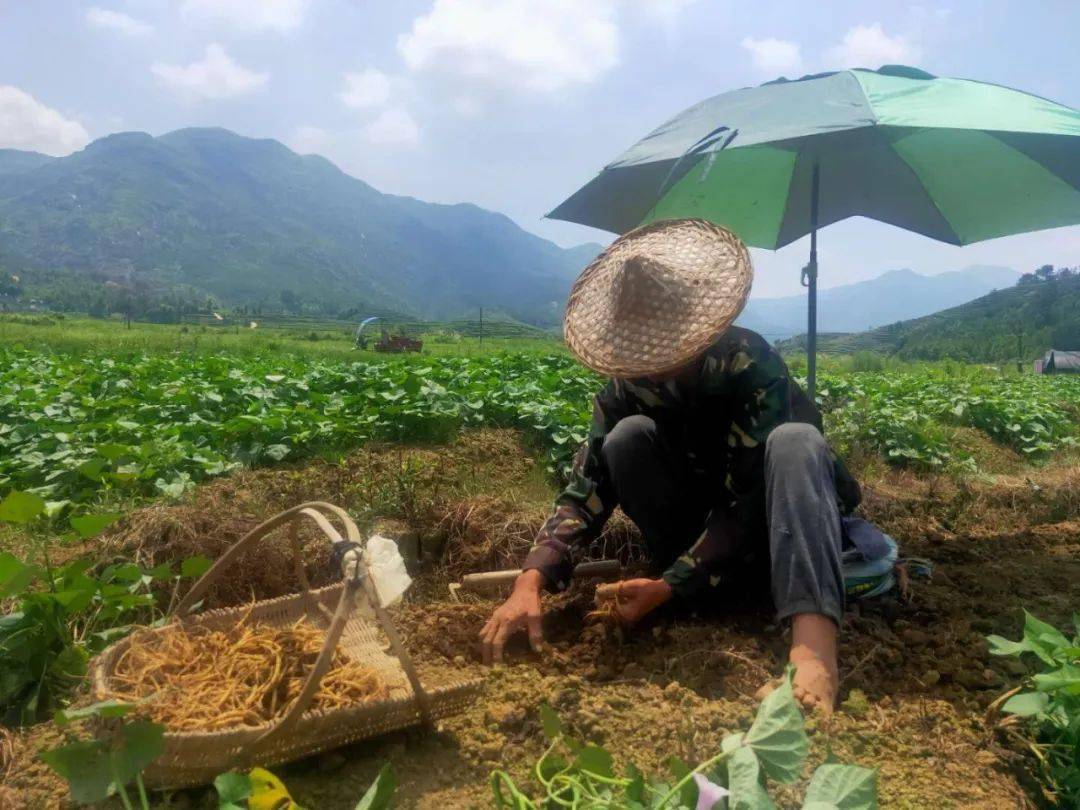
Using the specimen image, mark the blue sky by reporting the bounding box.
[1,0,1078,297]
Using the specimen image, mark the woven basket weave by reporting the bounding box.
[564,218,753,378]
[89,502,480,788]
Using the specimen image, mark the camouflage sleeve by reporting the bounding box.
[522,385,625,591]
[661,509,748,599]
[723,336,791,499]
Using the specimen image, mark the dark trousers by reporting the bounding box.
[600,415,844,624]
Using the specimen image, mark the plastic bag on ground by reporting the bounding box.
[364,534,412,607]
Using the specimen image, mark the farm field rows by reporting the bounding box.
[2,346,1078,513]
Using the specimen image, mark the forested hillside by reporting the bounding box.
[0,128,600,326]
[780,269,1080,362]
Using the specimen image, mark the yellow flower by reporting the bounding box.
[248,767,304,810]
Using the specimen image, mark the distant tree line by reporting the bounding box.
[782,264,1080,363]
[0,267,365,322]
[1017,264,1076,285]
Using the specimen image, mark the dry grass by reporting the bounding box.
[90,429,548,605]
[860,462,1080,544]
[80,429,1078,609]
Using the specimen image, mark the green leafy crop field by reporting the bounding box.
[2,346,1077,512]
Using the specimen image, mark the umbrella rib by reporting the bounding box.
[875,127,964,246]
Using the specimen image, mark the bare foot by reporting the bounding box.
[789,648,838,714]
[789,613,839,715]
[753,613,839,715]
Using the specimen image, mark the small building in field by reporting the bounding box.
[1040,350,1080,374]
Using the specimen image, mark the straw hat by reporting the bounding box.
[564,218,753,378]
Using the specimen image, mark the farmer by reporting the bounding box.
[479,219,864,712]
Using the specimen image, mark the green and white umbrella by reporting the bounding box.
[548,65,1080,395]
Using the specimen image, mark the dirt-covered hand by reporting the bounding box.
[479,569,545,664]
[605,578,673,626]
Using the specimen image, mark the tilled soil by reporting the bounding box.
[274,508,1076,808]
[2,432,1077,808]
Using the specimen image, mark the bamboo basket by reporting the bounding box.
[89,502,481,788]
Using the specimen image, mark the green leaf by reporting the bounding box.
[625,763,645,803]
[0,552,38,598]
[667,756,698,808]
[539,703,562,739]
[105,563,142,583]
[986,634,1029,658]
[1001,691,1049,717]
[49,644,90,680]
[0,490,46,524]
[1032,664,1080,694]
[95,443,131,461]
[722,732,745,754]
[181,554,213,578]
[265,443,290,461]
[54,699,134,726]
[744,673,809,783]
[77,458,108,482]
[355,762,397,810]
[44,499,72,519]
[69,512,123,539]
[803,764,878,809]
[214,771,253,808]
[40,739,113,803]
[1022,611,1070,664]
[109,720,165,785]
[574,744,615,779]
[728,746,776,810]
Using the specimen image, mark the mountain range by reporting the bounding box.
[737,265,1019,339]
[0,128,1020,331]
[0,128,601,326]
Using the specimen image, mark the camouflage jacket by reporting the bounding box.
[522,327,861,597]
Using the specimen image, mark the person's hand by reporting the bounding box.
[595,578,673,626]
[479,568,545,664]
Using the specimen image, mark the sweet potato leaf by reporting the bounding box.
[355,763,397,810]
[802,764,878,809]
[744,674,808,784]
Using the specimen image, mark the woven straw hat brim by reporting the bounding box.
[564,218,753,378]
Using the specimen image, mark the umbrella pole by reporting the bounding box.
[804,163,820,401]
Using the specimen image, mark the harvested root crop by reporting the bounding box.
[585,582,627,628]
[103,619,390,731]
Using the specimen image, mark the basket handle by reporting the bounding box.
[171,502,433,753]
[174,501,360,617]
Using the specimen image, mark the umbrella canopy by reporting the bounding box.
[550,65,1080,248]
[548,65,1080,395]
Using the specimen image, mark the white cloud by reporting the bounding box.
[828,23,917,69]
[398,0,619,93]
[85,7,153,36]
[340,69,392,109]
[740,37,802,75]
[180,0,309,33]
[151,44,268,100]
[363,108,421,147]
[0,86,90,156]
